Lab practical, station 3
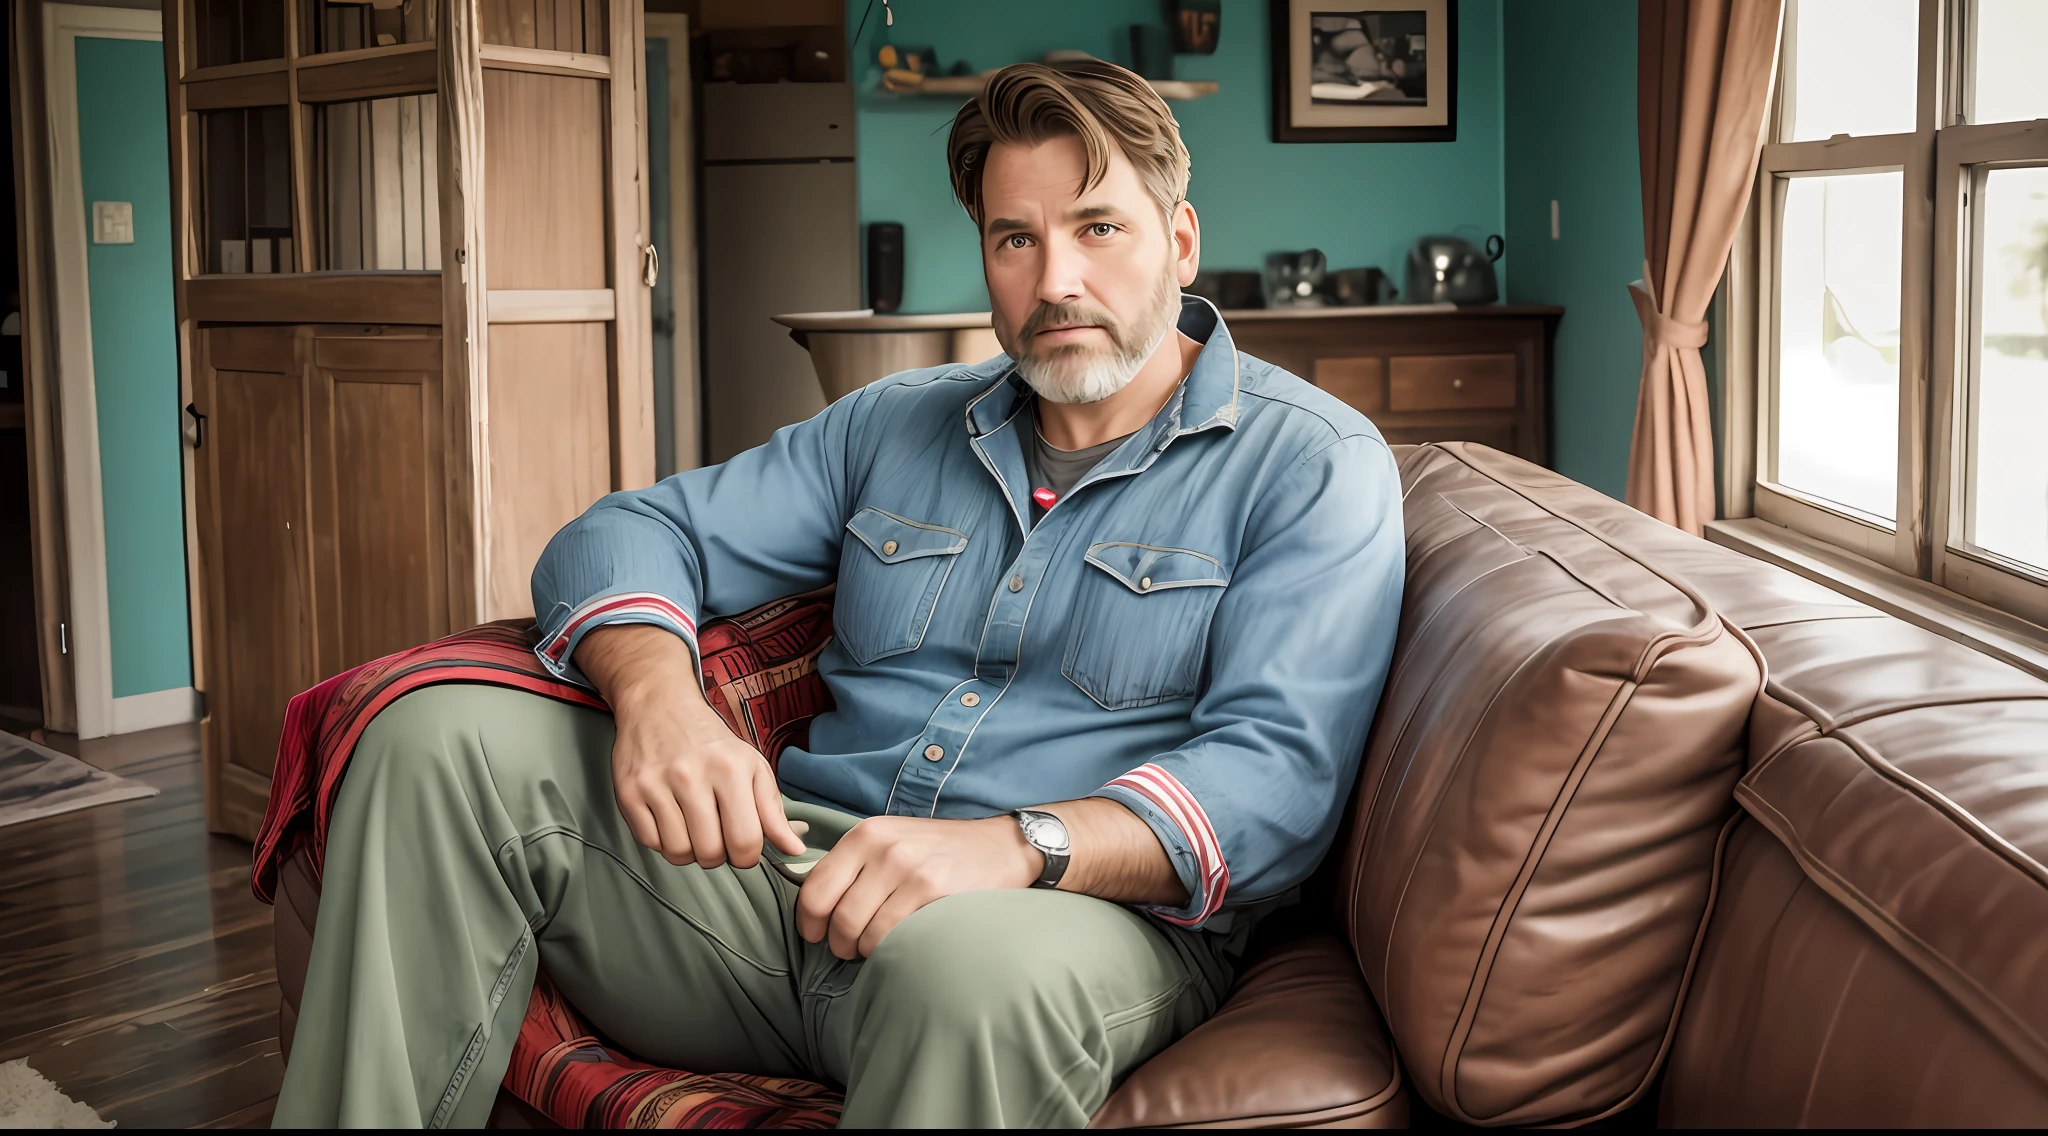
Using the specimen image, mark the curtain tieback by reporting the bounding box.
[1628,280,1709,350]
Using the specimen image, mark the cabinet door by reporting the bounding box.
[306,330,449,678]
[191,326,312,840]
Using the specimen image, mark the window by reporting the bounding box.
[1741,0,2048,627]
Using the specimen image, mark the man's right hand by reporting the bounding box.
[573,623,807,870]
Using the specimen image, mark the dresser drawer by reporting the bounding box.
[1312,356,1385,413]
[1389,353,1518,411]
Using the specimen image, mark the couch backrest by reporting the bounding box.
[1402,443,2048,1126]
[1336,444,1760,1125]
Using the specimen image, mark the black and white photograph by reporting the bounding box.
[1270,0,1456,143]
[1309,10,1428,106]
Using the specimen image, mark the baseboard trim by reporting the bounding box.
[110,686,199,734]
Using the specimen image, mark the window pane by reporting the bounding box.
[1971,0,2048,126]
[1785,0,1917,141]
[1966,167,2048,572]
[1775,172,1903,521]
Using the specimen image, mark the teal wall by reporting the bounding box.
[75,36,191,698]
[1501,0,1643,498]
[850,0,1507,316]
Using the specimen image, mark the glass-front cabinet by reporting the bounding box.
[167,0,657,843]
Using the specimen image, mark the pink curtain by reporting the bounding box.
[1628,0,1783,533]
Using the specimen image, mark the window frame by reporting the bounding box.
[1731,0,2048,630]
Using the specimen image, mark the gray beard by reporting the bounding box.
[1011,265,1181,406]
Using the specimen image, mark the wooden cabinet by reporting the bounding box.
[1223,305,1561,465]
[306,331,449,677]
[168,0,653,839]
[190,327,313,837]
[190,325,452,833]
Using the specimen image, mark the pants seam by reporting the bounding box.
[1022,974,1199,1129]
[428,928,532,1129]
[500,825,793,977]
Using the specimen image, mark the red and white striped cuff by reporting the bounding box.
[1105,763,1230,926]
[538,591,698,667]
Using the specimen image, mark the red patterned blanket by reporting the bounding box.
[253,595,844,1128]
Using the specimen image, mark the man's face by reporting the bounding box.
[979,135,1196,404]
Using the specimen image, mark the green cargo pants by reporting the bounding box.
[272,684,1240,1128]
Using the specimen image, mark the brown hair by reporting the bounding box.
[946,60,1191,229]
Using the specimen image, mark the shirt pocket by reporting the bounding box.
[835,507,970,665]
[1062,542,1230,710]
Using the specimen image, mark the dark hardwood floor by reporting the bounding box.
[0,723,282,1127]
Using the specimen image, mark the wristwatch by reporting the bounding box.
[1012,809,1071,889]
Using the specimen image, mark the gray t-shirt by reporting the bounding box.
[1025,404,1135,525]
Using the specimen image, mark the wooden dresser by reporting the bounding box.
[1222,304,1562,465]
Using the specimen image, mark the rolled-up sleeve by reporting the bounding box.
[529,382,876,686]
[1093,433,1404,928]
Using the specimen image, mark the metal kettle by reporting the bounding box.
[1405,234,1504,305]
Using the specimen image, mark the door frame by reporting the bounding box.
[643,11,699,476]
[42,3,194,738]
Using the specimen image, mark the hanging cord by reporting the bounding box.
[852,0,894,58]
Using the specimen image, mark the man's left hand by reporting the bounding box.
[795,815,1039,959]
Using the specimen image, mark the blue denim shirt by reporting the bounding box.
[531,299,1405,930]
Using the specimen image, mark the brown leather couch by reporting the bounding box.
[274,442,2048,1127]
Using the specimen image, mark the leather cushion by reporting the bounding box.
[1663,818,2048,1125]
[1335,443,1760,1126]
[1091,934,1406,1129]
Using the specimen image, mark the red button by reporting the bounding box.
[1032,487,1058,509]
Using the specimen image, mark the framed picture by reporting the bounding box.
[1269,0,1456,143]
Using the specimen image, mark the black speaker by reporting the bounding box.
[867,222,904,314]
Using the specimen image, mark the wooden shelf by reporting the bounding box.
[186,70,290,110]
[297,46,437,103]
[294,41,435,70]
[479,44,611,79]
[187,271,442,325]
[879,73,1217,101]
[181,58,287,83]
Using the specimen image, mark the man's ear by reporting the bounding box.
[1172,199,1202,287]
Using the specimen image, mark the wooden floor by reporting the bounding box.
[0,722,282,1127]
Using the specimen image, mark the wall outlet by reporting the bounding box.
[92,200,134,244]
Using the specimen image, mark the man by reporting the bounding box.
[277,61,1403,1128]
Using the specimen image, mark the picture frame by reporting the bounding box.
[1269,0,1457,143]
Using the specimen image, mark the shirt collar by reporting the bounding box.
[963,295,1242,441]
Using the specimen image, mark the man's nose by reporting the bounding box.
[1036,239,1086,306]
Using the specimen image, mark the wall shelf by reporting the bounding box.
[879,73,1217,101]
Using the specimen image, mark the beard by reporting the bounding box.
[998,259,1181,406]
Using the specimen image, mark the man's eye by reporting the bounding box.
[1005,234,1030,249]
[1088,223,1117,237]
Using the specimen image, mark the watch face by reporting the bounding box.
[1019,812,1071,855]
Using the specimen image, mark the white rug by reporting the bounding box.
[0,1059,113,1128]
[0,731,158,830]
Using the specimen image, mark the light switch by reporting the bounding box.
[92,201,134,245]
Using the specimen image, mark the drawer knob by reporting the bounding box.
[1453,378,1464,389]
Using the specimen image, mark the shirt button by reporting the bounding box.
[1140,576,1153,590]
[1008,574,1024,592]
[923,744,945,761]
[960,692,980,707]
[882,540,898,556]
